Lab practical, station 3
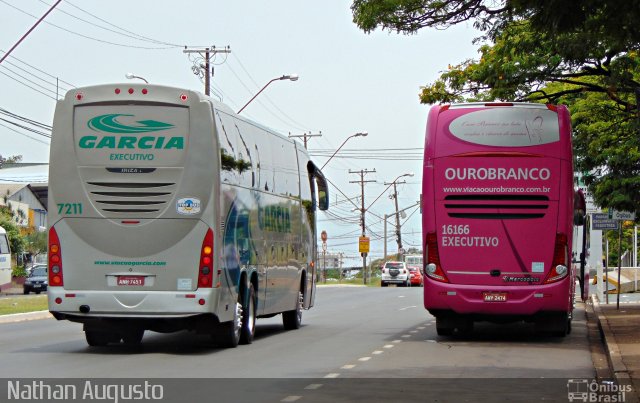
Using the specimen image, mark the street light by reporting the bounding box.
[237,74,299,114]
[125,73,149,84]
[320,132,368,170]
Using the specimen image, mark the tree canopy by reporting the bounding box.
[351,0,640,212]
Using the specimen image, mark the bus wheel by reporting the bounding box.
[85,330,110,347]
[552,313,571,337]
[122,329,144,346]
[240,284,256,345]
[214,302,242,348]
[283,290,303,330]
[435,316,454,336]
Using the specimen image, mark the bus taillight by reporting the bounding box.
[48,227,64,287]
[545,233,569,284]
[425,232,449,283]
[198,229,214,288]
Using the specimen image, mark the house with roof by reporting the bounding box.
[0,183,47,230]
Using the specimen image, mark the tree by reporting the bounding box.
[24,230,47,263]
[0,207,26,257]
[351,0,640,212]
[0,154,22,167]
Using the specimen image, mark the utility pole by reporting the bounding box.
[349,168,376,283]
[385,179,408,260]
[289,131,322,149]
[183,46,231,96]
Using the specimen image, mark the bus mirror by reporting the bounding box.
[573,211,585,226]
[313,165,329,211]
[318,188,329,211]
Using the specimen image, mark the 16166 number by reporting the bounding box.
[441,224,470,235]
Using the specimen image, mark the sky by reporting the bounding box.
[0,0,481,266]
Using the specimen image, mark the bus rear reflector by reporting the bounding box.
[425,232,449,283]
[544,233,569,284]
[48,227,64,287]
[198,229,214,288]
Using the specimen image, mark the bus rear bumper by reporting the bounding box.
[423,280,571,318]
[47,288,224,332]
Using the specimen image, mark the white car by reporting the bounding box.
[381,261,410,287]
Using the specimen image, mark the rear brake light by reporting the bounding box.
[425,232,449,283]
[198,229,214,288]
[485,102,514,106]
[545,233,569,284]
[48,227,63,287]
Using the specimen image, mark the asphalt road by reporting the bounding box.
[0,286,596,402]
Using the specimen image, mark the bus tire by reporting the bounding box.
[122,329,144,346]
[283,290,303,330]
[85,330,110,347]
[435,316,454,336]
[213,302,242,348]
[240,284,256,345]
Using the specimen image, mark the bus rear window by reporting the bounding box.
[446,106,560,147]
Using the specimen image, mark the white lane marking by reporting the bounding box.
[305,384,323,390]
[281,396,302,402]
[399,305,417,311]
[398,295,406,298]
[341,364,356,369]
[392,339,402,343]
[401,334,411,338]
[372,350,383,355]
[324,373,340,378]
[358,357,371,362]
[383,344,395,349]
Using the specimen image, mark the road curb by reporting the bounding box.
[0,310,52,324]
[591,295,639,402]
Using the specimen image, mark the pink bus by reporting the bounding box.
[422,102,580,337]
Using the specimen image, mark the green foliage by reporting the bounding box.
[0,154,22,166]
[0,207,26,255]
[12,266,27,278]
[24,231,47,261]
[352,0,640,213]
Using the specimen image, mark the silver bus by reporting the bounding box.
[48,84,328,347]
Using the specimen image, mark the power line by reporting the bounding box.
[0,0,176,50]
[40,0,182,47]
[0,121,50,146]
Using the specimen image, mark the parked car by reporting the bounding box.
[23,265,48,294]
[381,261,410,287]
[408,266,423,287]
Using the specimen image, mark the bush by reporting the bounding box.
[12,266,27,277]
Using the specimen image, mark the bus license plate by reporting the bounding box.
[483,292,507,302]
[117,276,145,286]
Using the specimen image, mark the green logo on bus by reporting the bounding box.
[88,114,174,134]
[80,114,184,150]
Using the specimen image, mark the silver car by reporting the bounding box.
[381,261,410,287]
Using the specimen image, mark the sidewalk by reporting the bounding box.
[591,295,640,402]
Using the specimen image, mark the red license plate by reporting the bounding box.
[117,276,145,286]
[483,292,507,302]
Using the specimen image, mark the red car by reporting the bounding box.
[408,266,423,287]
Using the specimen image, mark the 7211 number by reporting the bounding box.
[57,203,83,215]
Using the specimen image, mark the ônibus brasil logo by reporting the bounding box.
[79,114,184,150]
